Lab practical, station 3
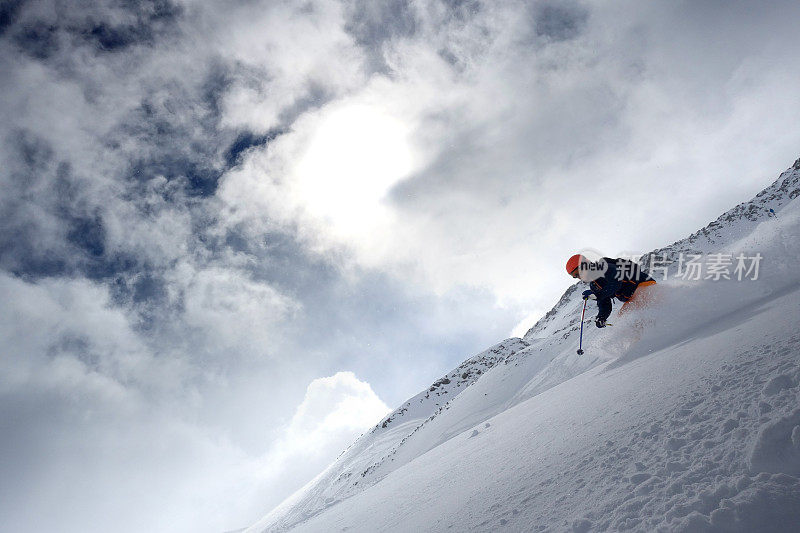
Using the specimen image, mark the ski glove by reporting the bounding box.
[595,317,606,328]
[582,290,594,301]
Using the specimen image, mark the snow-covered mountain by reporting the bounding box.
[246,159,800,532]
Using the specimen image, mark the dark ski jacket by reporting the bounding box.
[587,257,654,321]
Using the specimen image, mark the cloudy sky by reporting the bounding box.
[2,0,800,531]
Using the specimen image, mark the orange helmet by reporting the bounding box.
[566,254,584,277]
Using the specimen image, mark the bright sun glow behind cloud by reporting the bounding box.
[294,104,413,237]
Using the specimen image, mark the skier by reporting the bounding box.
[566,254,656,328]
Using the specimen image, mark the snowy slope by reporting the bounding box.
[287,287,800,532]
[249,339,531,532]
[245,159,800,532]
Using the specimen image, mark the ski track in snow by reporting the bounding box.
[527,334,800,533]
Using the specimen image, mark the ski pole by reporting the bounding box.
[577,299,587,355]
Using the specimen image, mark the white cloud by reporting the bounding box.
[277,371,390,456]
[293,102,413,237]
[211,0,366,132]
[248,372,390,511]
[0,273,155,393]
[178,264,300,359]
[0,272,321,533]
[218,0,800,319]
[510,308,546,339]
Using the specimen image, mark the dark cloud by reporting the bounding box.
[441,0,482,22]
[80,0,182,53]
[533,2,588,42]
[13,127,54,172]
[0,0,24,37]
[1,0,229,285]
[230,229,339,289]
[115,61,285,199]
[1,133,123,282]
[344,0,417,72]
[224,129,283,168]
[12,20,59,59]
[7,0,182,60]
[65,211,106,258]
[122,96,225,198]
[0,132,66,278]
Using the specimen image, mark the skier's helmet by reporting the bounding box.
[566,254,584,278]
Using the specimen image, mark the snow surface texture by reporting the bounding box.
[245,160,800,532]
